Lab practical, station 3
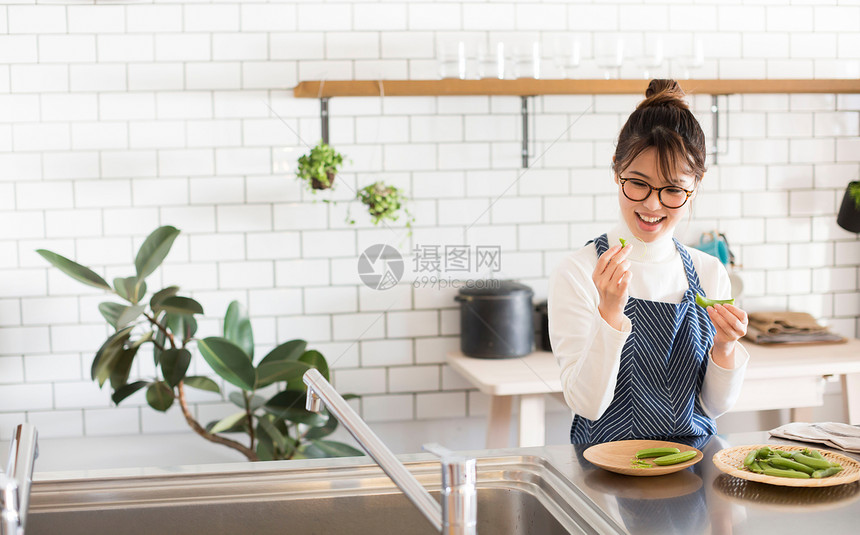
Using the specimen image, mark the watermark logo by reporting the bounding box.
[358,244,404,290]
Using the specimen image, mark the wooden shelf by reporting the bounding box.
[294,79,860,98]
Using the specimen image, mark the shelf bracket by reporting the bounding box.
[320,97,330,145]
[709,95,730,165]
[521,96,530,168]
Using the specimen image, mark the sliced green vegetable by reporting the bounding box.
[635,447,680,459]
[791,452,836,471]
[768,457,815,475]
[812,466,843,478]
[619,238,628,248]
[761,467,810,479]
[653,450,697,466]
[695,293,735,308]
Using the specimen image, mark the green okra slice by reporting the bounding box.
[792,452,836,470]
[768,457,815,475]
[653,450,697,466]
[635,447,680,459]
[695,293,735,308]
[812,466,843,478]
[762,467,811,479]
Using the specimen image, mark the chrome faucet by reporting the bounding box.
[303,369,477,535]
[1,424,39,535]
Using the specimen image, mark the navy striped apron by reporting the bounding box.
[570,233,716,444]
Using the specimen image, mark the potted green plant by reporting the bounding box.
[296,140,345,191]
[837,181,860,233]
[357,181,413,229]
[37,226,361,461]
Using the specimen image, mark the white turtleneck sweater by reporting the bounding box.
[547,223,748,423]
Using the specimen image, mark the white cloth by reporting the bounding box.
[548,222,748,423]
[769,422,860,454]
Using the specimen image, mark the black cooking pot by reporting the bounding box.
[535,300,551,352]
[454,281,534,359]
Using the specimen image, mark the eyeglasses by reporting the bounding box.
[619,177,695,209]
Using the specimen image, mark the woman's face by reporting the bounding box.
[615,147,697,243]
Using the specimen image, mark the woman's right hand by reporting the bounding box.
[593,244,633,330]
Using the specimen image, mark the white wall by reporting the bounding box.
[1,1,859,457]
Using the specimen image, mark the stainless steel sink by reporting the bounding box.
[27,454,621,535]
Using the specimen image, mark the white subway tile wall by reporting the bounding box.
[0,1,858,440]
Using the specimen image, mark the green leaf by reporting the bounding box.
[114,276,145,304]
[228,391,266,412]
[258,340,307,368]
[223,301,254,360]
[135,226,180,280]
[99,302,146,330]
[209,411,247,434]
[255,360,311,389]
[183,376,221,394]
[159,296,204,316]
[91,326,135,387]
[109,345,140,390]
[299,350,329,382]
[165,312,197,342]
[111,380,149,405]
[153,325,166,366]
[303,408,339,440]
[197,337,256,391]
[256,429,275,461]
[146,381,174,412]
[257,416,289,453]
[36,249,111,291]
[264,390,328,426]
[302,440,363,459]
[150,286,180,310]
[160,348,191,388]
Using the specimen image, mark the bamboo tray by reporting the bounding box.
[713,444,860,488]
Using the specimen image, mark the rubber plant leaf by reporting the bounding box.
[223,300,254,360]
[255,360,311,389]
[146,381,174,412]
[91,326,135,387]
[299,350,329,382]
[158,296,204,316]
[183,376,221,394]
[135,226,180,281]
[160,348,192,388]
[209,411,247,434]
[111,380,149,405]
[228,391,266,412]
[197,337,256,391]
[36,249,111,291]
[263,390,327,427]
[258,340,307,367]
[303,440,363,459]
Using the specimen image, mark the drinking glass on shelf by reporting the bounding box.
[553,37,581,79]
[633,38,664,79]
[514,41,542,79]
[438,40,467,80]
[674,39,704,79]
[478,41,506,80]
[595,36,625,80]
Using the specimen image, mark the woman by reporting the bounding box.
[548,79,749,444]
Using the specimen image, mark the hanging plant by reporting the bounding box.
[296,140,345,191]
[357,181,413,229]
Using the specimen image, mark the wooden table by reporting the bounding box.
[447,338,860,448]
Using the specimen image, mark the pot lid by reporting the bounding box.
[456,280,534,297]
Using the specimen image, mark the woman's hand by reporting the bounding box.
[593,244,632,330]
[707,304,748,369]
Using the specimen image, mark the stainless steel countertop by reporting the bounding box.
[33,431,860,534]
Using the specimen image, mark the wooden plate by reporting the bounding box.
[583,439,704,477]
[712,444,860,488]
